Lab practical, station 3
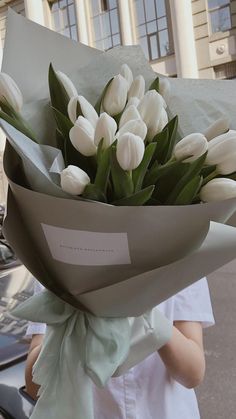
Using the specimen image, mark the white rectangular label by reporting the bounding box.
[41,224,131,266]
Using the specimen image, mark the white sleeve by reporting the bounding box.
[25,279,47,338]
[173,277,215,328]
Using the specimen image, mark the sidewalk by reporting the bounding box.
[197,259,236,419]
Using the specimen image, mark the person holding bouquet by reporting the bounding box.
[25,278,214,419]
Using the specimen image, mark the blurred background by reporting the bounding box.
[0,1,235,418]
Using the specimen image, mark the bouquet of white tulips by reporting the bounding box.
[2,10,236,419]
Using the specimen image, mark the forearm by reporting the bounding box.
[158,322,205,389]
[25,335,43,400]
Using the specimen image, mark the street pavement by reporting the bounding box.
[196,259,236,419]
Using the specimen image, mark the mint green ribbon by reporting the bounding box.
[12,290,131,419]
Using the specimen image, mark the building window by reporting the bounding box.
[214,62,236,79]
[90,0,121,51]
[134,0,174,62]
[50,0,78,41]
[208,0,232,33]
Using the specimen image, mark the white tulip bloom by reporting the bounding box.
[61,165,90,196]
[138,90,166,140]
[94,112,117,149]
[126,96,140,108]
[0,72,23,112]
[200,178,236,202]
[119,105,141,128]
[159,78,171,107]
[56,70,78,98]
[69,116,96,156]
[173,133,208,162]
[68,95,98,127]
[206,130,236,166]
[128,75,145,101]
[120,64,133,89]
[203,117,230,141]
[103,75,128,116]
[117,119,147,141]
[116,132,145,171]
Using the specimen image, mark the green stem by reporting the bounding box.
[202,169,218,185]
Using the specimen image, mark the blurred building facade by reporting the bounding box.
[0,0,235,202]
[0,0,235,80]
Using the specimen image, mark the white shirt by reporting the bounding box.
[27,278,214,419]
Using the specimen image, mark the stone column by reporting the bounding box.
[74,0,90,45]
[169,0,198,78]
[118,0,134,45]
[24,0,45,26]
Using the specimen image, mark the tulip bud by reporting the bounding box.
[159,78,171,107]
[126,97,140,108]
[68,95,98,127]
[119,105,141,128]
[205,130,236,167]
[138,90,166,140]
[61,165,90,195]
[120,64,133,89]
[173,133,208,162]
[103,75,128,116]
[203,116,230,141]
[117,119,147,141]
[116,133,145,171]
[200,178,236,202]
[0,72,23,112]
[94,112,117,149]
[128,75,145,101]
[56,71,78,98]
[69,116,96,156]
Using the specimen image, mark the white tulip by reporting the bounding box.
[200,178,236,202]
[0,72,23,112]
[173,133,208,162]
[126,97,140,108]
[119,105,141,128]
[61,165,90,196]
[69,116,96,156]
[117,119,147,141]
[120,64,133,89]
[103,75,128,116]
[56,70,78,98]
[159,78,171,107]
[94,112,117,149]
[116,133,145,171]
[68,95,98,127]
[128,75,145,100]
[216,153,236,175]
[138,90,166,140]
[205,130,236,166]
[203,117,230,141]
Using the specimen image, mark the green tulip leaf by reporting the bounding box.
[48,63,70,116]
[82,183,107,203]
[95,77,113,114]
[166,152,207,204]
[164,115,179,162]
[94,144,111,195]
[144,159,181,187]
[201,165,217,178]
[149,76,160,92]
[113,185,155,206]
[110,146,134,200]
[151,127,169,163]
[0,109,38,143]
[174,176,202,205]
[133,143,156,192]
[52,107,73,138]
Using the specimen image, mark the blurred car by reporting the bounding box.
[0,265,35,419]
